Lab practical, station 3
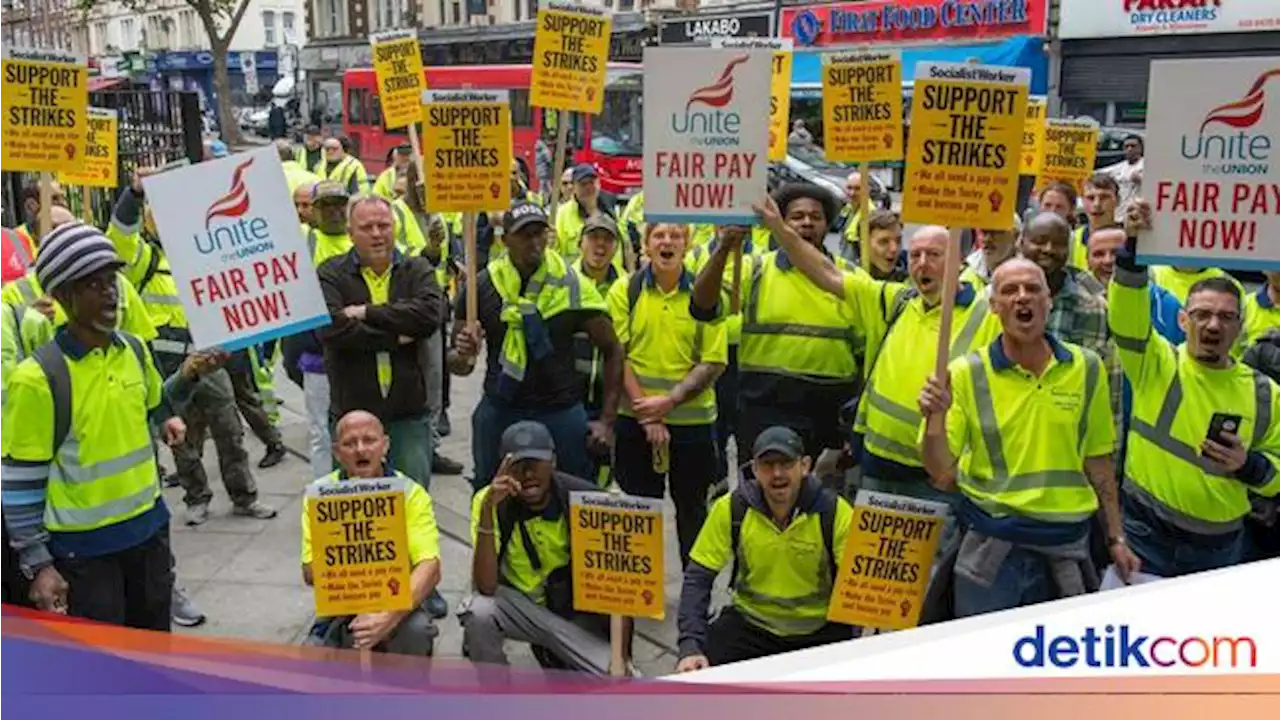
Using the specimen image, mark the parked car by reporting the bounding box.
[768,141,892,209]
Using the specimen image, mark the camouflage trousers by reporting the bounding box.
[172,367,258,509]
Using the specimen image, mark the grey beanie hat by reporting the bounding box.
[34,222,125,296]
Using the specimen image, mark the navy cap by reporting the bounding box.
[752,426,805,461]
[571,163,598,183]
[504,201,550,235]
[499,421,555,462]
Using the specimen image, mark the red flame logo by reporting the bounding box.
[988,190,1003,212]
[686,55,750,111]
[1200,69,1280,133]
[204,157,255,228]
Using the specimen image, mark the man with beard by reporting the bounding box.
[920,258,1138,615]
[1109,201,1280,578]
[690,184,880,460]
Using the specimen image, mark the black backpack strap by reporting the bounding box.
[626,270,645,314]
[120,333,147,374]
[818,489,839,578]
[137,240,165,293]
[31,343,72,453]
[727,490,749,589]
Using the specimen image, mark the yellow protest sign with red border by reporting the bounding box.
[570,492,665,620]
[370,29,425,130]
[1020,95,1047,175]
[531,1,611,113]
[822,50,904,163]
[827,490,947,631]
[1,47,88,173]
[422,89,512,213]
[1038,117,1100,188]
[902,62,1029,230]
[58,107,117,188]
[306,476,414,618]
[714,37,794,162]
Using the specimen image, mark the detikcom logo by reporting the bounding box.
[686,55,750,111]
[204,157,255,228]
[1199,69,1280,133]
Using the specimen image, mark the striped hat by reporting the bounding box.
[34,222,125,296]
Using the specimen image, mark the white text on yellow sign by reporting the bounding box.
[370,29,425,130]
[306,476,414,618]
[822,50,904,163]
[827,490,946,631]
[531,2,611,114]
[1,47,88,173]
[59,107,117,188]
[570,492,665,620]
[902,62,1029,230]
[422,90,513,213]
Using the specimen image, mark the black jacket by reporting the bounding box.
[317,249,445,421]
[1244,329,1280,385]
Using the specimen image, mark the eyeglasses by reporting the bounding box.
[1187,309,1240,324]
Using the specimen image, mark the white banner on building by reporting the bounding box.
[1140,57,1279,272]
[642,46,771,225]
[1060,0,1279,39]
[142,146,331,351]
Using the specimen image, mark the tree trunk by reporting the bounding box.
[211,40,241,146]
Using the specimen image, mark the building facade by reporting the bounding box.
[1058,0,1280,128]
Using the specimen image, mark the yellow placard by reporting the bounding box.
[827,492,946,631]
[306,476,414,618]
[531,2,611,113]
[1038,117,1100,188]
[713,38,794,162]
[1020,95,1047,175]
[370,29,425,130]
[1,47,88,173]
[902,62,1029,230]
[422,90,512,213]
[822,50,904,163]
[569,492,665,620]
[58,107,117,188]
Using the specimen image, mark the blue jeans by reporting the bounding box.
[388,415,433,490]
[1123,513,1244,578]
[953,541,1058,618]
[471,396,591,491]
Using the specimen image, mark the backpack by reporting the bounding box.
[726,484,839,590]
[32,333,148,453]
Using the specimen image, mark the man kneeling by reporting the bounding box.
[300,410,442,655]
[460,421,629,675]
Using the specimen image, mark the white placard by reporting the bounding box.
[1140,57,1280,272]
[142,146,331,351]
[1059,0,1280,40]
[642,46,772,225]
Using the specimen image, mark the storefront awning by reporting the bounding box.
[790,35,1048,96]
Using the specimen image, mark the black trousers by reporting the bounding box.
[55,527,174,631]
[713,346,739,483]
[706,605,855,667]
[614,416,718,568]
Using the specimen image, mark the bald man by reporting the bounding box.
[300,410,445,654]
[836,171,875,264]
[920,258,1137,617]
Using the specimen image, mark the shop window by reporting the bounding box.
[1114,102,1147,127]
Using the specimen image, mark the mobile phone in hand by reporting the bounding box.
[1207,413,1243,446]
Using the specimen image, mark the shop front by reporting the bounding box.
[1059,0,1280,128]
[153,50,280,115]
[657,5,774,44]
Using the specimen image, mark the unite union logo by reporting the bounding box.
[204,157,255,228]
[686,55,750,111]
[1182,68,1279,176]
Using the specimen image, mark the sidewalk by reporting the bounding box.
[165,368,724,674]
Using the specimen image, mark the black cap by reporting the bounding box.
[304,124,322,134]
[752,426,805,461]
[499,421,555,462]
[503,201,550,235]
[571,163,598,183]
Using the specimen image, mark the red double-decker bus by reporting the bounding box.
[341,63,643,197]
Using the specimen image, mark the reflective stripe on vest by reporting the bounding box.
[12,276,37,307]
[492,256,586,383]
[1125,367,1274,534]
[958,352,1097,523]
[739,259,857,382]
[731,538,833,636]
[393,203,408,252]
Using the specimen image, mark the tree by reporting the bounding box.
[78,1,251,145]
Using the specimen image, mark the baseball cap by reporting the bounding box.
[312,180,349,203]
[35,222,125,296]
[304,124,322,134]
[571,163,598,183]
[752,426,805,461]
[503,201,549,235]
[499,421,556,462]
[581,213,618,240]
